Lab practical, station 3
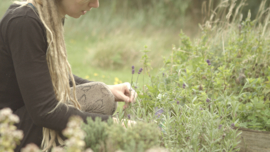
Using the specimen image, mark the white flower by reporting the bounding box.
[67,121,77,128]
[8,114,19,123]
[12,130,23,140]
[21,143,40,152]
[157,94,163,100]
[51,146,65,152]
[63,128,73,137]
[0,108,12,116]
[84,148,94,152]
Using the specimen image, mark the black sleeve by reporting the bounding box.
[7,16,109,131]
[70,74,92,87]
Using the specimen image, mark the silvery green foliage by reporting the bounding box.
[106,121,161,152]
[161,104,240,151]
[82,117,161,152]
[81,117,113,152]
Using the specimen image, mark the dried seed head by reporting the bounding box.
[238,73,246,85]
[199,85,203,91]
[237,53,241,58]
[238,24,242,31]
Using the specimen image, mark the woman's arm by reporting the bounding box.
[69,74,92,87]
[6,15,109,131]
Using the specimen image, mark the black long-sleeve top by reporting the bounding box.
[0,3,109,145]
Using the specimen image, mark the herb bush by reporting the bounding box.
[81,117,162,152]
[123,0,270,151]
[81,1,270,151]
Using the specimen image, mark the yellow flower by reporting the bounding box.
[94,73,98,76]
[102,75,105,78]
[119,81,122,83]
[85,75,89,79]
[70,39,76,44]
[114,82,118,85]
[114,77,119,82]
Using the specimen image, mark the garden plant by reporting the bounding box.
[1,0,270,152]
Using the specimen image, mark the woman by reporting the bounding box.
[0,0,136,151]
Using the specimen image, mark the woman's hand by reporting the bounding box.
[113,117,136,127]
[108,82,137,103]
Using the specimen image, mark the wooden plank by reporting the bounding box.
[236,128,270,152]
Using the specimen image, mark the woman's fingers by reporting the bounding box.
[124,82,137,103]
[129,90,137,103]
[108,82,137,103]
[113,117,136,128]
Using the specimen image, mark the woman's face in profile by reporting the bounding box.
[59,0,99,18]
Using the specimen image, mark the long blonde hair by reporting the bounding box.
[14,0,83,150]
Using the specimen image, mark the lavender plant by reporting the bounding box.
[81,117,162,152]
[126,1,270,151]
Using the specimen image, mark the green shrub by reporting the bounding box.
[81,117,113,152]
[123,0,270,151]
[106,121,161,152]
[81,117,162,152]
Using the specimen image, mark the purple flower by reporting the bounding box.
[163,73,165,77]
[138,68,143,74]
[219,125,222,129]
[231,123,235,128]
[183,83,186,89]
[206,59,211,66]
[177,101,180,105]
[206,98,210,103]
[200,107,203,110]
[128,114,131,119]
[155,108,164,118]
[134,86,137,89]
[132,66,135,74]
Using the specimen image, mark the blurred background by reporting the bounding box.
[1,0,269,85]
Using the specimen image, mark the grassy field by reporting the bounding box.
[1,0,184,86]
